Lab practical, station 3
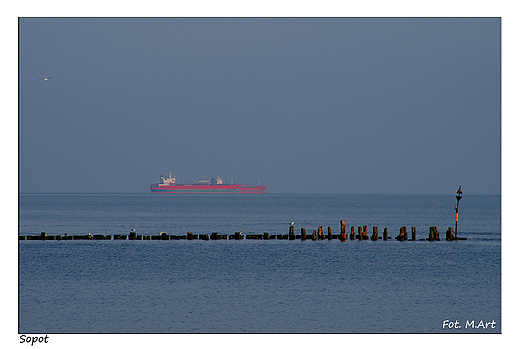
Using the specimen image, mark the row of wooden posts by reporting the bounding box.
[19,221,466,241]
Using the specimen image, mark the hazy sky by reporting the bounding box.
[19,17,500,194]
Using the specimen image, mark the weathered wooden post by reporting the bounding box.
[289,225,295,240]
[301,228,307,241]
[318,226,324,240]
[187,232,193,240]
[129,229,137,240]
[446,227,455,241]
[396,226,407,241]
[263,232,270,240]
[357,226,362,240]
[327,226,332,240]
[350,226,355,240]
[340,220,346,234]
[312,230,317,241]
[371,227,378,241]
[383,228,388,240]
[340,221,347,241]
[428,227,440,241]
[411,227,416,241]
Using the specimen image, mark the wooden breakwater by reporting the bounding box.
[19,223,467,242]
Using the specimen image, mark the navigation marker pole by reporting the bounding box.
[455,185,463,239]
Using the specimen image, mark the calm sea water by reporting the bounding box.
[18,194,501,333]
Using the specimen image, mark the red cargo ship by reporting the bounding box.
[150,173,266,193]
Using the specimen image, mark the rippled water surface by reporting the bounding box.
[19,194,500,333]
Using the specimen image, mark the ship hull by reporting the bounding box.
[150,184,266,193]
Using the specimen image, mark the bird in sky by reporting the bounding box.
[39,77,52,81]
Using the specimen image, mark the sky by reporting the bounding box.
[18,17,501,194]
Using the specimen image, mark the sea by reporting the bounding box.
[18,193,501,334]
